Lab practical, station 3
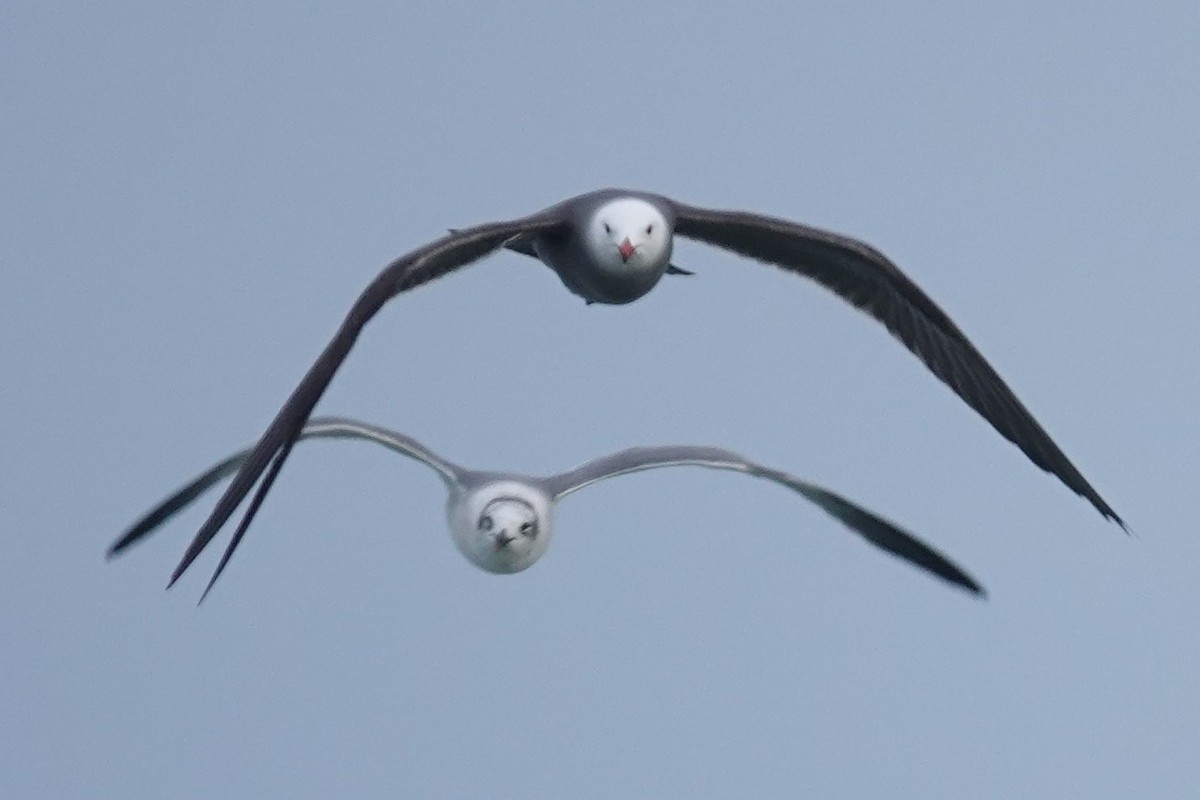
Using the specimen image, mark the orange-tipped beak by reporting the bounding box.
[618,238,636,262]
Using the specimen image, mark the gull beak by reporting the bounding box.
[618,238,636,262]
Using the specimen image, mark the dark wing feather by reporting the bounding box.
[169,215,566,595]
[671,202,1123,529]
[108,452,247,559]
[750,465,985,596]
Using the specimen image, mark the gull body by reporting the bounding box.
[446,478,553,574]
[108,417,986,600]
[532,193,676,303]
[161,188,1124,590]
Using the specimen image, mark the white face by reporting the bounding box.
[448,482,554,574]
[585,198,672,274]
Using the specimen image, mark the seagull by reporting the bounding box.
[168,188,1123,590]
[108,416,985,599]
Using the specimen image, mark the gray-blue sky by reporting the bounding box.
[2,2,1196,796]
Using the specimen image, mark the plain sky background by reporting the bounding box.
[2,2,1197,797]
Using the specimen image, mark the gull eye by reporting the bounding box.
[479,515,493,532]
[519,521,536,537]
[645,224,653,235]
[603,222,611,234]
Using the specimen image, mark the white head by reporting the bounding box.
[448,481,554,574]
[585,198,672,275]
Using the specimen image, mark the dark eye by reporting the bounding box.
[603,222,611,234]
[519,521,536,537]
[645,224,653,234]
[479,515,493,531]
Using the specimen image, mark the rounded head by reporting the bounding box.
[585,198,672,276]
[448,481,553,574]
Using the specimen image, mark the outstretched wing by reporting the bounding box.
[670,201,1121,529]
[109,417,462,578]
[542,444,984,595]
[169,216,565,597]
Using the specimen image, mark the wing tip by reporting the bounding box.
[106,525,146,561]
[166,561,188,590]
[197,578,217,605]
[931,556,988,599]
[957,573,988,599]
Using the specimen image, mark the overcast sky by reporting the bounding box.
[3,2,1197,797]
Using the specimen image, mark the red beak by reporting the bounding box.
[618,238,636,262]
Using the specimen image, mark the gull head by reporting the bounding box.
[585,198,672,275]
[449,481,553,574]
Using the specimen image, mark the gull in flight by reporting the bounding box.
[166,188,1123,590]
[108,416,986,600]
